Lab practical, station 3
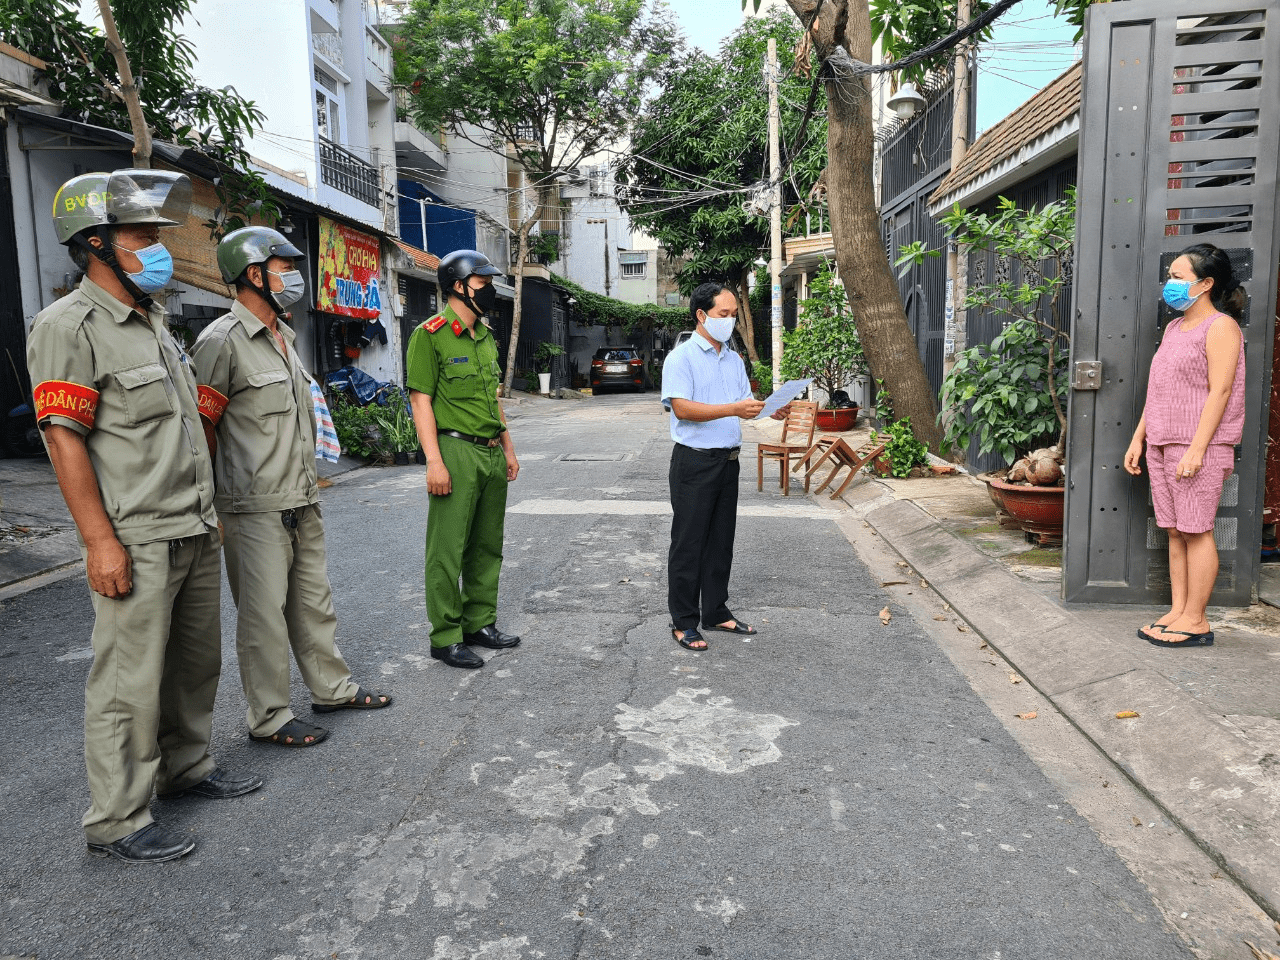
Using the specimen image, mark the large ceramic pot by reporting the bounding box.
[978,472,1007,510]
[816,406,859,432]
[990,478,1064,545]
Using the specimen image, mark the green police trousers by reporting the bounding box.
[82,532,221,844]
[221,505,358,737]
[426,435,509,648]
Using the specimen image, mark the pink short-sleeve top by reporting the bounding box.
[1143,311,1246,447]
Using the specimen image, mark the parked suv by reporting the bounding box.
[590,346,645,394]
[672,329,749,368]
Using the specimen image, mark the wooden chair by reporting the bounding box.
[797,436,889,500]
[756,400,818,496]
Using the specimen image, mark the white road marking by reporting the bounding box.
[508,498,832,519]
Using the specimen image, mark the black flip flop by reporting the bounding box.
[1146,629,1214,648]
[250,717,329,747]
[672,627,707,651]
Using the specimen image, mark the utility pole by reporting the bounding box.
[943,0,972,378]
[767,38,783,389]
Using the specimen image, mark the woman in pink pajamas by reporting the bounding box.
[1124,243,1247,648]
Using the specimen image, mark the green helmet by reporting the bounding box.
[217,226,305,284]
[51,170,192,245]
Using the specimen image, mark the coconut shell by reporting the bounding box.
[1008,460,1030,483]
[1029,457,1062,486]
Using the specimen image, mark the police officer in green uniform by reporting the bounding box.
[406,250,521,669]
[27,170,262,864]
[192,227,392,747]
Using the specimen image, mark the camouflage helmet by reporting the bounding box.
[51,169,192,245]
[216,226,305,284]
[438,249,502,293]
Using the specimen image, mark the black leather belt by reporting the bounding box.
[439,429,501,448]
[677,443,740,460]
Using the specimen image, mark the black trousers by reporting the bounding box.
[667,443,740,631]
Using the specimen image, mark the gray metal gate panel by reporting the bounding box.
[1064,0,1280,604]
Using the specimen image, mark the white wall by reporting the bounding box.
[182,1,318,189]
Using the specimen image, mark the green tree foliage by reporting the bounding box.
[617,10,826,301]
[399,0,678,177]
[869,0,1102,82]
[398,0,681,394]
[551,272,687,331]
[869,0,996,84]
[0,0,276,235]
[930,190,1076,464]
[778,261,868,403]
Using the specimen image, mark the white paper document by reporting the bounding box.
[755,378,812,419]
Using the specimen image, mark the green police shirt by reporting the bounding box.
[405,303,505,438]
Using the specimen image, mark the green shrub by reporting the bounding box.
[874,417,929,478]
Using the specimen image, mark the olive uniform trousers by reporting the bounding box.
[82,532,221,845]
[221,505,358,737]
[426,434,509,648]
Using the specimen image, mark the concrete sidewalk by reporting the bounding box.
[746,414,1280,926]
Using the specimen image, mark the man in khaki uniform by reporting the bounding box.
[27,170,262,865]
[192,226,391,748]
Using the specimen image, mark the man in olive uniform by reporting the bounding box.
[192,227,392,747]
[407,249,521,669]
[27,170,262,865]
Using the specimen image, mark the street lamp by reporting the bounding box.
[886,82,927,121]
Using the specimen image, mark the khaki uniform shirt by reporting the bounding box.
[26,277,218,545]
[405,303,505,438]
[191,301,317,514]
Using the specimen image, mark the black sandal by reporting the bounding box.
[312,686,393,713]
[672,627,707,651]
[250,718,329,747]
[704,620,757,636]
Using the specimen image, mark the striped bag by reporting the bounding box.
[310,380,341,462]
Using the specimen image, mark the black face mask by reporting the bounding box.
[462,281,497,316]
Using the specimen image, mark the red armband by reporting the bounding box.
[33,379,98,430]
[197,384,229,424]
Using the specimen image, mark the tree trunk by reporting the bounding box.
[97,0,152,169]
[503,223,529,397]
[786,0,943,451]
[736,265,761,365]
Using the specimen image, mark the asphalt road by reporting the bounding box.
[0,392,1194,960]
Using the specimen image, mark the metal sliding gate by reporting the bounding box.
[1064,0,1280,603]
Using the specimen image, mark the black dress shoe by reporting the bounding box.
[430,643,485,668]
[159,767,264,800]
[462,624,521,649]
[87,822,196,864]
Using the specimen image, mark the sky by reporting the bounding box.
[661,0,1081,133]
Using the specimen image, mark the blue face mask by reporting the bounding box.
[1162,278,1202,311]
[115,241,174,293]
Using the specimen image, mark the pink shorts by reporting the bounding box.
[1147,443,1234,534]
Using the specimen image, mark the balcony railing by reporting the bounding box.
[320,137,380,208]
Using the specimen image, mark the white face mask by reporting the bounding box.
[701,313,736,343]
[268,268,306,308]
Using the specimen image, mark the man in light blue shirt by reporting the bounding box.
[662,281,783,652]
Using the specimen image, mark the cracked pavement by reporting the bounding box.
[0,393,1198,959]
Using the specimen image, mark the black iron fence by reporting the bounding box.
[319,137,380,208]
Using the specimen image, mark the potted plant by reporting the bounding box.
[931,190,1075,543]
[532,342,564,395]
[871,416,930,478]
[377,391,422,465]
[779,261,867,431]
